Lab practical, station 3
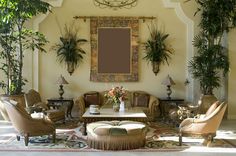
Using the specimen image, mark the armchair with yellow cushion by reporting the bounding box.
[178,101,227,146]
[2,100,55,146]
[74,90,160,121]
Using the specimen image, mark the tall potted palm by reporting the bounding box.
[143,23,173,75]
[0,0,50,120]
[188,0,236,113]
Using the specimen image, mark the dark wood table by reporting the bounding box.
[159,98,185,118]
[47,98,74,118]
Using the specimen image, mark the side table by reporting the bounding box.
[159,98,185,118]
[47,98,74,118]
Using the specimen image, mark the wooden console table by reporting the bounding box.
[159,98,185,118]
[47,98,74,118]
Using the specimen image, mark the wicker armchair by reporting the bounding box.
[2,100,55,146]
[179,101,227,146]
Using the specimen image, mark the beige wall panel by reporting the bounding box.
[39,0,186,101]
[228,29,236,119]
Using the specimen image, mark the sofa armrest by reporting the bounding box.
[74,96,86,121]
[147,95,160,119]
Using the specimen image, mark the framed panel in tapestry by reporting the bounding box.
[90,17,139,82]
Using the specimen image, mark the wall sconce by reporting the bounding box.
[162,75,175,99]
[56,75,69,99]
[93,0,138,10]
[184,79,190,86]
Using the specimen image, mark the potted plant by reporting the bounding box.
[53,22,87,75]
[187,0,236,113]
[143,23,173,75]
[0,0,50,120]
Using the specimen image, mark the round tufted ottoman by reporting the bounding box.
[87,120,147,150]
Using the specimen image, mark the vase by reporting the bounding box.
[119,101,125,112]
[152,62,160,75]
[198,94,218,114]
[67,62,75,75]
[113,104,120,112]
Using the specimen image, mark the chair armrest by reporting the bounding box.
[179,118,194,128]
[148,95,160,117]
[194,114,205,119]
[74,96,86,120]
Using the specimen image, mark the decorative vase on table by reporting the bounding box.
[113,103,120,112]
[104,86,127,112]
[119,100,125,112]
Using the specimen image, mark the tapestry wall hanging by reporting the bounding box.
[90,17,139,82]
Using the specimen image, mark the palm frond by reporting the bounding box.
[143,24,173,66]
[54,23,87,70]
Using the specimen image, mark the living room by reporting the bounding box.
[0,0,236,155]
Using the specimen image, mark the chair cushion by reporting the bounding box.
[45,109,65,122]
[132,91,150,107]
[84,91,100,107]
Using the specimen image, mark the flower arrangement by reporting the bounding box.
[105,86,127,105]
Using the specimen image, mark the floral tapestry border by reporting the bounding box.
[90,17,139,82]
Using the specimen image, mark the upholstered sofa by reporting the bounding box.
[74,91,160,121]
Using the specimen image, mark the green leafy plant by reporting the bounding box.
[187,0,236,95]
[53,22,87,75]
[143,23,173,75]
[0,0,50,95]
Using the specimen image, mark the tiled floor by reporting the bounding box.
[0,119,236,156]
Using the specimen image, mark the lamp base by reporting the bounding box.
[59,85,64,99]
[166,85,172,100]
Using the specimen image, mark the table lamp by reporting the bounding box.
[161,75,175,99]
[56,75,69,99]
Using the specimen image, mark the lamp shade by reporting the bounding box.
[161,75,175,86]
[56,75,69,85]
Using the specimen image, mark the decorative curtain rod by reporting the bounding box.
[73,16,156,22]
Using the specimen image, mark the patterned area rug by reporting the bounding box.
[0,121,235,151]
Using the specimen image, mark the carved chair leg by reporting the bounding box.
[202,134,215,147]
[206,134,214,147]
[179,132,182,146]
[24,133,29,146]
[52,131,56,143]
[16,135,20,141]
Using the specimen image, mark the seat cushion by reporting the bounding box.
[45,109,65,122]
